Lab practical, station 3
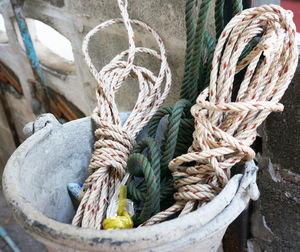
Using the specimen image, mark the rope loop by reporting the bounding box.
[142,4,298,226]
[72,0,172,229]
[127,138,161,225]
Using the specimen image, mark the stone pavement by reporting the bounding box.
[0,187,46,252]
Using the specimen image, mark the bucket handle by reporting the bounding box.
[241,160,260,201]
[23,113,61,137]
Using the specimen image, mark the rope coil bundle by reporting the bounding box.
[126,0,243,226]
[142,4,298,226]
[72,0,172,229]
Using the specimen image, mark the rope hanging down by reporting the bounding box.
[72,0,172,229]
[142,4,299,226]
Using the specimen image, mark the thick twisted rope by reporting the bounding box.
[127,101,193,226]
[126,0,242,226]
[126,0,213,224]
[126,137,161,225]
[181,0,197,101]
[181,0,214,103]
[72,0,172,229]
[215,0,225,39]
[142,4,298,226]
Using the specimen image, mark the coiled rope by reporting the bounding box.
[142,4,298,226]
[72,0,172,229]
[126,0,244,226]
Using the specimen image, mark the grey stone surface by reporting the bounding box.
[5,93,36,142]
[43,0,65,8]
[0,188,46,252]
[68,1,187,40]
[250,61,300,251]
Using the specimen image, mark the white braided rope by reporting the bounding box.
[72,0,172,229]
[142,4,298,226]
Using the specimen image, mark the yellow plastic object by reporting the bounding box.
[118,185,127,216]
[103,185,134,230]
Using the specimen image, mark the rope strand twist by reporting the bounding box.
[142,4,298,226]
[72,0,172,229]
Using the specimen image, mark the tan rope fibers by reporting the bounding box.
[142,4,298,226]
[72,0,172,229]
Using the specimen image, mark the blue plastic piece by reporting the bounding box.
[0,226,21,252]
[67,183,83,202]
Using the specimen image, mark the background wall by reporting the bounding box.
[0,0,219,178]
[0,0,192,178]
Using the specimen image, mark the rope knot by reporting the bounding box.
[167,104,254,204]
[87,109,136,184]
[141,4,298,226]
[167,86,286,207]
[72,0,172,229]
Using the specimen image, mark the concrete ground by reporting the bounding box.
[0,187,46,252]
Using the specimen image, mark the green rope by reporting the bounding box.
[148,106,173,138]
[160,99,193,176]
[238,36,261,63]
[198,31,216,93]
[187,0,214,104]
[127,138,161,225]
[232,0,243,16]
[127,0,245,226]
[181,0,197,101]
[215,0,225,39]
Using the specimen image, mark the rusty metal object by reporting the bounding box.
[34,87,83,122]
[0,84,20,146]
[55,94,77,121]
[0,62,22,146]
[0,62,23,95]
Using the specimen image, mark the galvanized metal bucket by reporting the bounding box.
[2,114,259,252]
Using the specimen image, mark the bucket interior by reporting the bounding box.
[17,118,93,224]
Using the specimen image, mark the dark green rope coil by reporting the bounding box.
[127,137,161,225]
[181,0,197,100]
[215,0,225,39]
[127,0,244,226]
